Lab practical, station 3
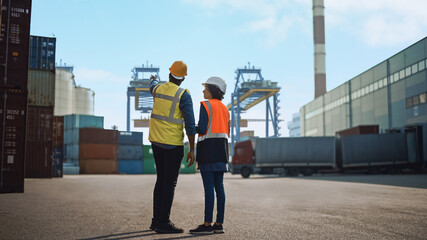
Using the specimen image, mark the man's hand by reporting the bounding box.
[186,150,195,167]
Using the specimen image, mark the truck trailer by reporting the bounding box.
[232,137,336,178]
[231,132,422,178]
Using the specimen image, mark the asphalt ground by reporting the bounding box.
[1,173,426,240]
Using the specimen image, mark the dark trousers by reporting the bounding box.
[152,144,184,224]
[201,171,225,223]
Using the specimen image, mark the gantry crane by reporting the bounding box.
[229,63,282,154]
[126,63,165,131]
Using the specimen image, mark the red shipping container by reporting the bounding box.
[25,106,53,178]
[79,143,118,160]
[232,140,255,165]
[335,125,379,136]
[79,128,119,144]
[79,159,118,174]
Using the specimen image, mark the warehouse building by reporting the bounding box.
[301,37,427,136]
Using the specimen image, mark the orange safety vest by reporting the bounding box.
[197,99,229,142]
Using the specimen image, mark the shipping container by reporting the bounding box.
[240,130,254,138]
[118,145,143,160]
[64,143,79,164]
[142,146,195,174]
[143,144,154,159]
[255,137,336,167]
[404,124,427,170]
[25,106,53,178]
[53,116,64,147]
[143,158,156,174]
[52,147,63,177]
[0,94,28,193]
[64,128,79,145]
[340,133,408,169]
[335,125,379,136]
[29,35,56,71]
[63,163,79,175]
[79,159,118,174]
[64,114,103,130]
[134,119,150,128]
[27,69,55,106]
[0,0,32,192]
[118,131,143,145]
[0,0,32,90]
[118,159,143,174]
[79,144,118,160]
[79,128,119,145]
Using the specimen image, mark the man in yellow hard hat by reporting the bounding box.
[148,60,195,234]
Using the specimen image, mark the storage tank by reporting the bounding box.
[73,86,95,115]
[54,69,74,115]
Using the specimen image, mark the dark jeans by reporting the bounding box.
[152,144,184,224]
[201,171,225,223]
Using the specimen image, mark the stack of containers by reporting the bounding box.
[79,128,119,174]
[143,145,195,174]
[25,36,56,178]
[63,114,104,174]
[0,0,32,193]
[52,116,64,177]
[118,132,143,174]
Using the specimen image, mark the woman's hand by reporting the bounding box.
[186,150,194,167]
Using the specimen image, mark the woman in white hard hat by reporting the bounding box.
[188,77,229,235]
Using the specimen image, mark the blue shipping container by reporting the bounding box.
[52,147,63,177]
[118,145,143,160]
[118,160,143,174]
[64,128,79,145]
[63,163,80,175]
[64,114,104,130]
[118,131,143,145]
[64,144,79,164]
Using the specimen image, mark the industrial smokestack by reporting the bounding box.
[313,0,326,98]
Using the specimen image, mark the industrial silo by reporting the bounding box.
[54,68,74,115]
[73,86,95,115]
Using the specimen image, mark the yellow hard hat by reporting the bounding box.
[169,61,187,79]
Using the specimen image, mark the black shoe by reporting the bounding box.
[189,224,214,235]
[212,223,224,234]
[155,221,184,234]
[149,218,158,230]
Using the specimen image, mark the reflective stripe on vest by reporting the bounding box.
[198,100,228,142]
[151,87,185,124]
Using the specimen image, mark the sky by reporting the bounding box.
[30,0,427,143]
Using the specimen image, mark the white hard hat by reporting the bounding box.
[202,76,227,93]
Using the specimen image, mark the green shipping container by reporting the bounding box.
[142,145,195,174]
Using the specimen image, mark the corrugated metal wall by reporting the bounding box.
[25,106,53,178]
[255,137,336,167]
[0,0,32,193]
[340,133,408,167]
[118,131,143,174]
[27,70,55,106]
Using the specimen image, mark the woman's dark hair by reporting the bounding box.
[169,73,184,85]
[206,84,224,100]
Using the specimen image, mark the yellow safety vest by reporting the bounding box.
[148,82,188,145]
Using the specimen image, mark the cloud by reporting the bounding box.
[73,67,127,85]
[326,0,427,46]
[182,0,311,47]
[183,0,427,47]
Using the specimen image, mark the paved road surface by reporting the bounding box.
[1,173,426,239]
